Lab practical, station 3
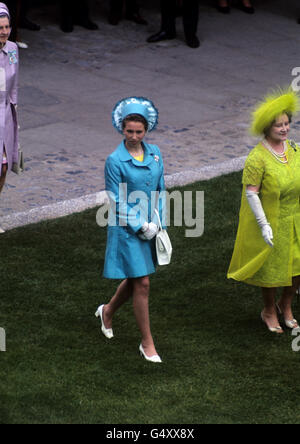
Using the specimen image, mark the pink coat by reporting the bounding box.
[0,40,19,175]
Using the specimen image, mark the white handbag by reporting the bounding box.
[154,209,172,266]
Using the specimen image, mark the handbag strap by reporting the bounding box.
[154,208,163,231]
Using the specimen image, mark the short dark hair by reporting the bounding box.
[122,114,148,132]
[263,112,292,137]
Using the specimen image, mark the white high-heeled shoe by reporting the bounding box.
[139,344,162,363]
[95,304,114,339]
[276,303,299,329]
[261,312,283,334]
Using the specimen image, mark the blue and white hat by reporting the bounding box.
[112,96,159,134]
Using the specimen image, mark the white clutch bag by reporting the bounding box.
[154,209,172,266]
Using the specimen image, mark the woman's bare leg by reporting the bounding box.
[103,279,133,329]
[261,287,283,332]
[132,276,157,357]
[102,276,158,356]
[278,276,300,325]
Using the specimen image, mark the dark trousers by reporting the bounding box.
[161,0,199,36]
[109,0,139,17]
[61,0,90,22]
[5,0,20,41]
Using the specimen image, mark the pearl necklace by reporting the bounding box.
[262,139,288,164]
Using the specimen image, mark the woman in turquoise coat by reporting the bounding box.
[96,97,165,363]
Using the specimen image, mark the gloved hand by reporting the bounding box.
[261,223,274,247]
[138,222,159,240]
[246,189,274,247]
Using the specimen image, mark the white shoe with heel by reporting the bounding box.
[95,304,114,339]
[276,303,299,329]
[139,344,162,363]
[261,311,283,334]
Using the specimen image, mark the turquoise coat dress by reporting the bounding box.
[103,141,166,279]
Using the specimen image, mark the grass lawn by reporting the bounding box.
[1,171,300,424]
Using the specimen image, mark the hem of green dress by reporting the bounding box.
[228,276,295,288]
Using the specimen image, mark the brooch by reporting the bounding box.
[154,155,159,162]
[290,140,298,152]
[8,50,18,65]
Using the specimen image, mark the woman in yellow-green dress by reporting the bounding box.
[228,89,300,334]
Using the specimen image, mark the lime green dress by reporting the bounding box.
[228,140,300,288]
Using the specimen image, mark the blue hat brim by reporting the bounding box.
[112,96,159,134]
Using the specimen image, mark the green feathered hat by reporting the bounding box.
[251,88,300,136]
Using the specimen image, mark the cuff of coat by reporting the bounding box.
[128,219,146,234]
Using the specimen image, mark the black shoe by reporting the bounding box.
[108,13,120,26]
[217,5,230,13]
[216,1,230,14]
[238,2,255,14]
[77,18,99,30]
[185,34,200,49]
[126,13,148,25]
[60,17,74,33]
[147,30,176,43]
[19,17,41,31]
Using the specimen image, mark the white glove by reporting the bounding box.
[261,224,274,247]
[246,189,274,247]
[138,222,159,240]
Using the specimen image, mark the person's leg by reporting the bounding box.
[182,0,200,48]
[261,287,283,333]
[217,0,230,14]
[0,163,8,194]
[147,0,176,43]
[102,279,134,329]
[19,0,41,31]
[161,0,176,35]
[125,0,147,25]
[182,0,198,35]
[132,276,158,357]
[239,0,255,14]
[108,0,123,25]
[125,0,139,16]
[0,159,7,233]
[5,0,18,41]
[60,0,74,32]
[73,0,98,30]
[278,276,300,327]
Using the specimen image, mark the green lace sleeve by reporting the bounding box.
[242,150,264,186]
